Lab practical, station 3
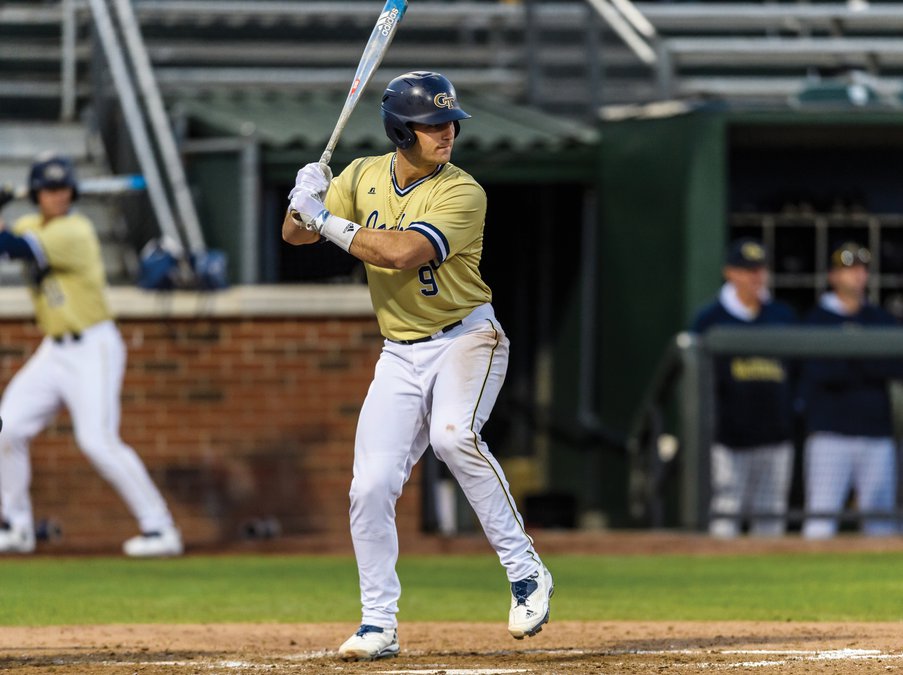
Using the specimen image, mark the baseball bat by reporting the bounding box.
[7,174,147,200]
[290,0,408,221]
[321,0,408,167]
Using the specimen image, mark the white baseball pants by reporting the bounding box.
[0,320,175,535]
[709,441,794,538]
[803,432,898,538]
[350,304,542,629]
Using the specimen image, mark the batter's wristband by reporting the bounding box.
[317,211,361,252]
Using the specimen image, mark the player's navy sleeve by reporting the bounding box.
[0,230,37,261]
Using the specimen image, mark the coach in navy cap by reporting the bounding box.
[725,237,768,269]
[690,237,797,538]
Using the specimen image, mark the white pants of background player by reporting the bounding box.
[0,320,175,536]
[803,432,898,538]
[709,441,793,538]
[351,304,543,629]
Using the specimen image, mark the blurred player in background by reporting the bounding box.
[283,71,553,661]
[801,242,902,538]
[0,154,182,557]
[690,238,797,538]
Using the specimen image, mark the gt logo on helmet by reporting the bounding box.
[434,93,455,109]
[44,163,68,182]
[381,72,471,149]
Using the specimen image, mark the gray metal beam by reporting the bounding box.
[703,326,903,358]
[87,0,185,255]
[113,0,206,255]
[61,0,78,121]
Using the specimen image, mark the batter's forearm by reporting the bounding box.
[297,205,435,269]
[348,227,435,270]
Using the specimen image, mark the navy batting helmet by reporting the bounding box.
[380,71,471,150]
[29,154,79,204]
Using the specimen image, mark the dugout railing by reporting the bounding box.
[628,326,903,533]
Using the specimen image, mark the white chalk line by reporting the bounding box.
[378,670,529,674]
[96,662,530,674]
[78,647,903,672]
[630,648,903,670]
[98,661,271,670]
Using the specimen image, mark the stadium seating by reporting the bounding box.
[4,1,903,118]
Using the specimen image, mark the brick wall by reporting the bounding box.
[0,314,428,551]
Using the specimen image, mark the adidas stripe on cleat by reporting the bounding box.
[508,565,554,639]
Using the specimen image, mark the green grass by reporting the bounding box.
[0,552,902,625]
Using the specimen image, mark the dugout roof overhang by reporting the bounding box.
[174,91,600,184]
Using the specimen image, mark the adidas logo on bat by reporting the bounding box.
[378,7,400,37]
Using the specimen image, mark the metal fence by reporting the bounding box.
[629,326,903,532]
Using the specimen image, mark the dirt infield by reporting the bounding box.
[0,620,900,674]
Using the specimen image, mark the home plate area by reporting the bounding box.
[0,622,901,674]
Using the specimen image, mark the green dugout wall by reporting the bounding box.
[598,110,726,441]
[594,106,903,527]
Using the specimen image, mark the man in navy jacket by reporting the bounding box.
[801,242,901,538]
[691,238,797,538]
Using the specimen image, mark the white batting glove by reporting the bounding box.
[287,162,359,252]
[287,193,361,253]
[293,162,332,199]
[287,162,332,221]
[288,183,328,211]
[288,191,329,229]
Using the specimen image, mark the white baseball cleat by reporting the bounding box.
[337,624,400,661]
[123,526,183,558]
[0,522,35,554]
[508,565,554,639]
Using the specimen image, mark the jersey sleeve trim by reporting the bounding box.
[21,232,48,268]
[408,222,449,263]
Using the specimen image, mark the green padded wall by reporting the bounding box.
[598,111,726,437]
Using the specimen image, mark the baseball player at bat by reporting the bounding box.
[0,154,182,557]
[283,71,553,661]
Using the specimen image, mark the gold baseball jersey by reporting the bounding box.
[13,212,112,337]
[326,152,492,341]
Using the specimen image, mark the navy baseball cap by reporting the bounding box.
[830,241,871,268]
[725,238,768,269]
